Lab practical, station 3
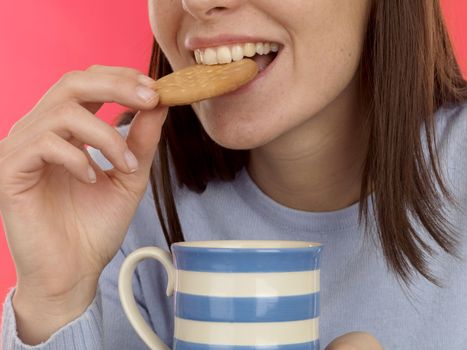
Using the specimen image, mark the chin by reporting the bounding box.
[191,93,312,151]
[194,107,278,151]
[203,121,270,151]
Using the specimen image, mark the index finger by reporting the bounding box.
[12,69,160,135]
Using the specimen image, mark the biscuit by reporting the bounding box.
[151,58,258,106]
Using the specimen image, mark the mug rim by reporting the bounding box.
[172,240,322,250]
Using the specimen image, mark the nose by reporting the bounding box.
[182,0,241,21]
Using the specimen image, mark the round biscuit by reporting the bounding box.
[151,58,258,106]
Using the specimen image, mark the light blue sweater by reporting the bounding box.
[2,102,467,349]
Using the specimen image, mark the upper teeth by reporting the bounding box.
[194,42,279,65]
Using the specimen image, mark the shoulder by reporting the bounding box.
[434,101,467,164]
[434,100,467,144]
[431,101,467,160]
[432,101,467,210]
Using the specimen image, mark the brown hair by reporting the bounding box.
[115,0,467,288]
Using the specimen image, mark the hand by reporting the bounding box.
[325,331,384,350]
[0,65,168,344]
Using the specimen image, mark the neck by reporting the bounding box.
[247,78,369,212]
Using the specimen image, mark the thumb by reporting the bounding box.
[119,104,169,180]
[325,331,384,350]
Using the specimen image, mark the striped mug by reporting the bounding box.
[119,240,323,350]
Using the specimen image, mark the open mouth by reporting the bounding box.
[250,51,279,72]
[193,42,281,72]
[190,41,283,98]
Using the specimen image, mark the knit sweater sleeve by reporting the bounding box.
[1,248,151,350]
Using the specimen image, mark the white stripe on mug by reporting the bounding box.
[175,269,320,297]
[174,317,319,346]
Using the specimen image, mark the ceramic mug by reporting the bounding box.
[119,240,323,350]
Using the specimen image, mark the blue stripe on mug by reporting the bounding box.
[173,339,320,350]
[175,292,320,322]
[172,247,322,272]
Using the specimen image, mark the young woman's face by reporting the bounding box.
[148,0,371,150]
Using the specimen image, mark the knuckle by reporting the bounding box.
[56,107,76,126]
[59,70,85,91]
[37,130,56,144]
[53,101,79,116]
[100,76,129,101]
[36,131,58,149]
[107,128,126,151]
[107,74,128,90]
[61,70,81,83]
[97,128,126,158]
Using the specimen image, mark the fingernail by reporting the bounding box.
[137,74,156,87]
[124,149,139,172]
[136,85,157,102]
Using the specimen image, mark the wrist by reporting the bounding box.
[12,280,98,345]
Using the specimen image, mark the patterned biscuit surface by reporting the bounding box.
[151,58,258,106]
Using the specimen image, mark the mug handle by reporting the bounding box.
[118,247,175,350]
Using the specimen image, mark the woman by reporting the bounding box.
[1,0,466,349]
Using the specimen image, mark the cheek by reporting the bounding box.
[298,44,362,110]
[292,4,368,106]
[148,2,183,68]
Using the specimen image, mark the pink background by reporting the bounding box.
[0,0,466,323]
